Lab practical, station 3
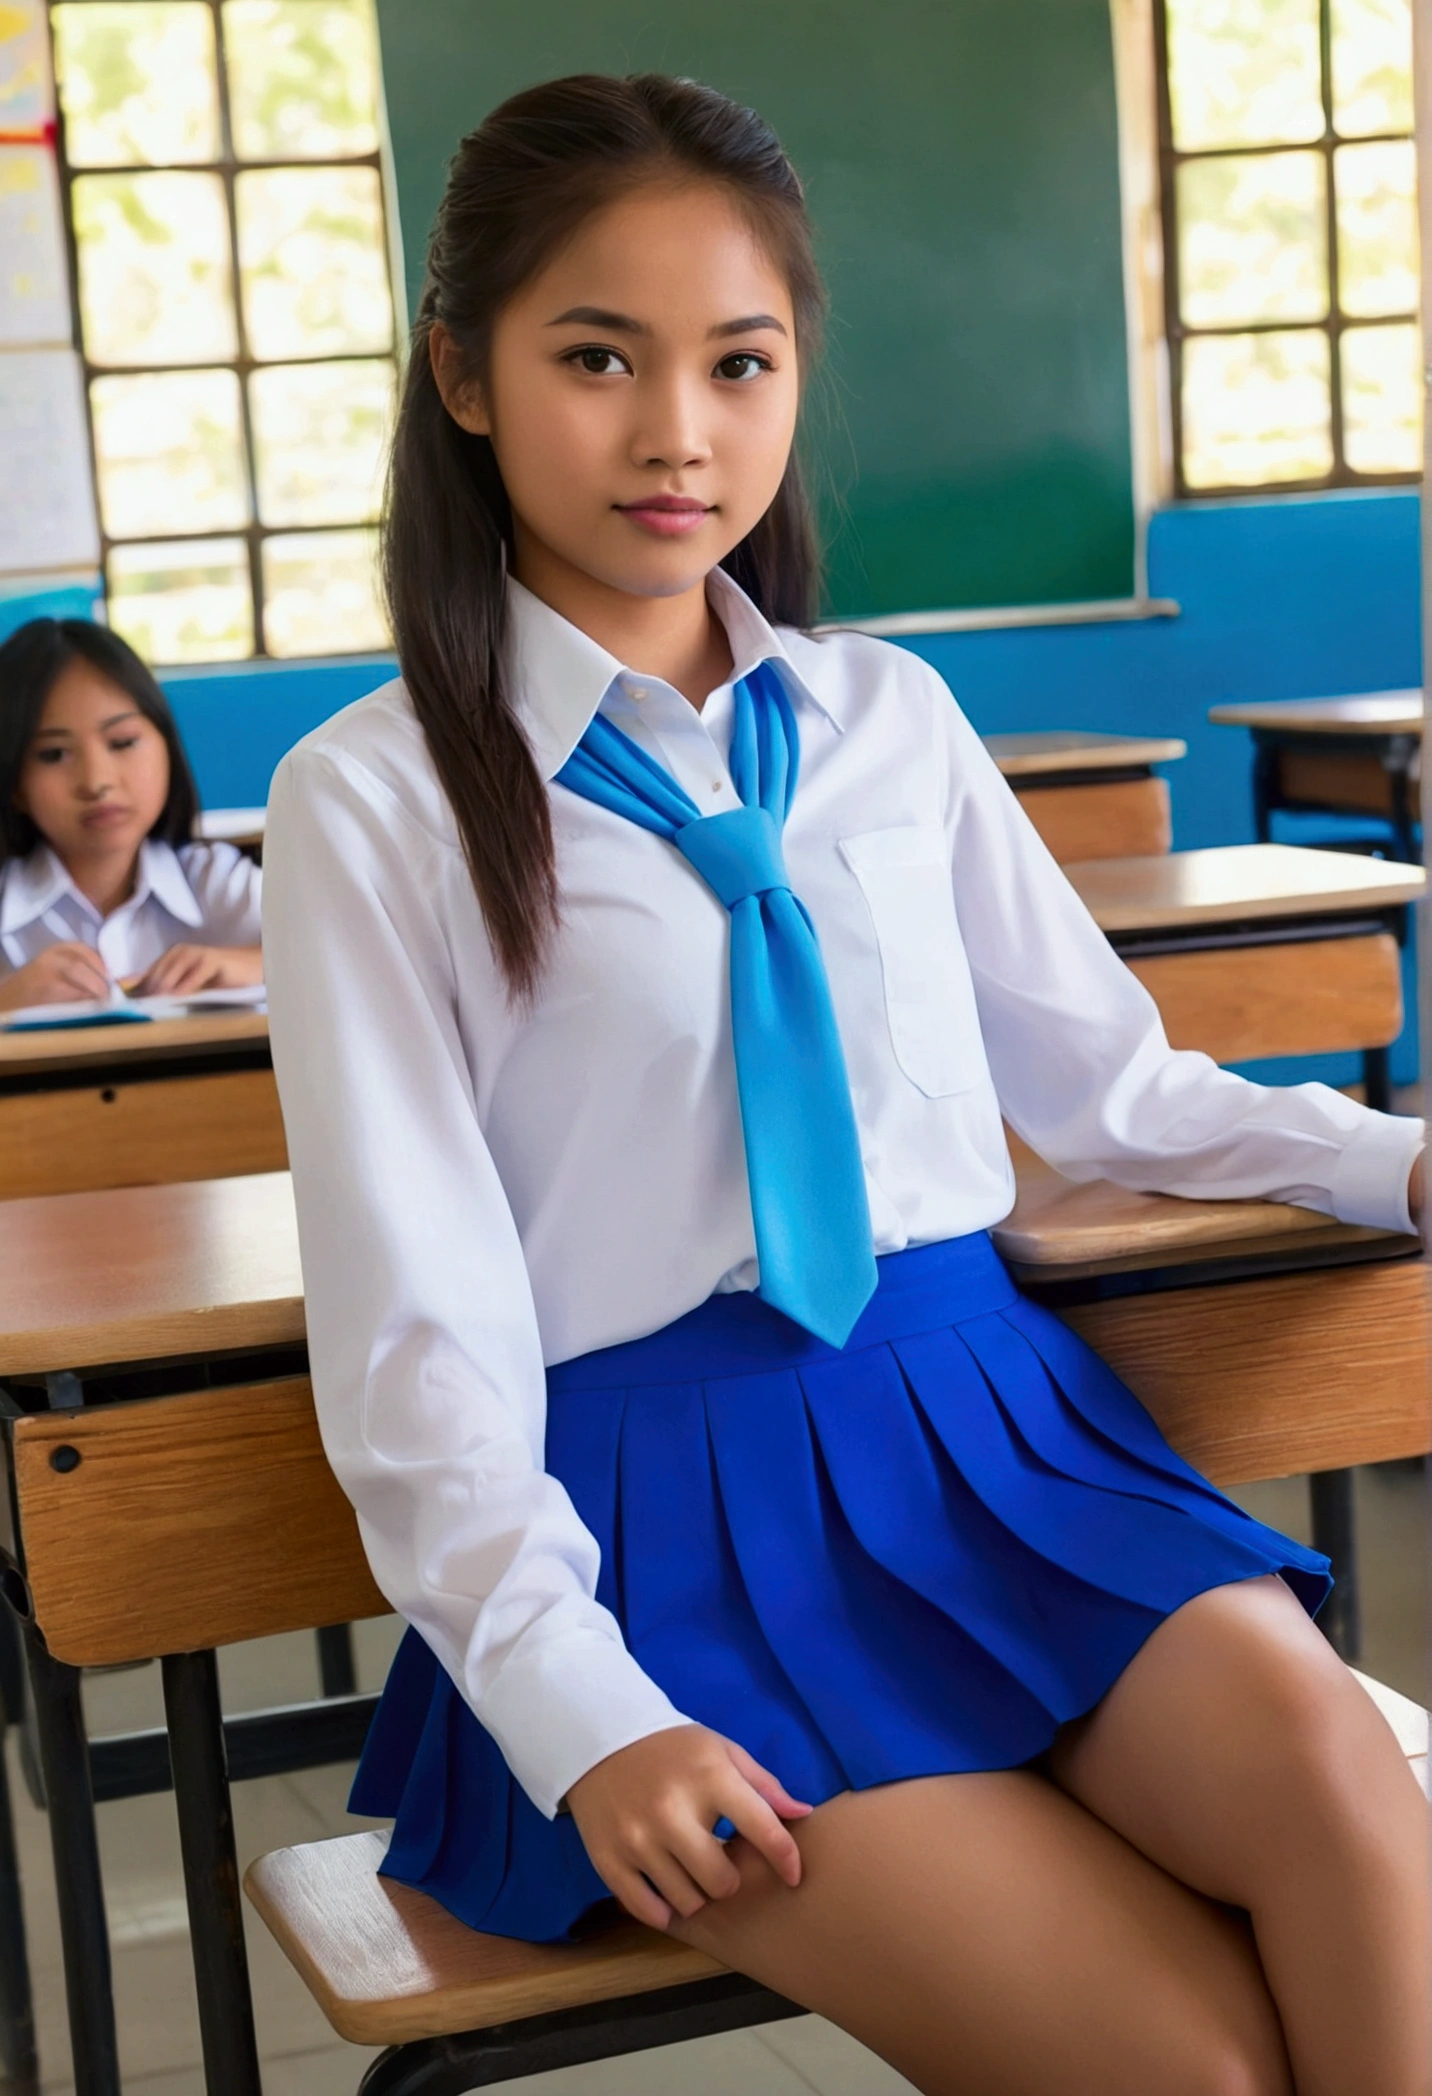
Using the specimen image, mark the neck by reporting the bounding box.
[512,533,733,710]
[60,841,142,919]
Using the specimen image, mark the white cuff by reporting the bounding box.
[476,1627,692,1819]
[1328,1111,1425,1234]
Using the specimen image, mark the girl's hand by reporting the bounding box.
[565,1724,812,1931]
[0,943,112,1011]
[134,943,263,996]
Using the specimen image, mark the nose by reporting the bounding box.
[74,741,116,799]
[630,368,712,473]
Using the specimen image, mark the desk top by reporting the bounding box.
[196,807,267,848]
[1068,842,1425,933]
[1207,692,1423,737]
[0,1164,1414,1378]
[985,730,1187,776]
[0,1009,269,1077]
[0,1172,303,1376]
[995,1152,1409,1278]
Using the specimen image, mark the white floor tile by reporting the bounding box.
[757,2016,920,2094]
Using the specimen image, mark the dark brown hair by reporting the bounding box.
[384,72,826,999]
[0,617,199,861]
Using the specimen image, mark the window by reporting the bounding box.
[1154,0,1420,495]
[49,0,398,661]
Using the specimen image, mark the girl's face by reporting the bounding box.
[438,180,801,605]
[15,659,170,869]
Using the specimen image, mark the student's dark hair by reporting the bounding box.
[0,618,199,860]
[385,71,826,1000]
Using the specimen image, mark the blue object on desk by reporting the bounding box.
[4,1009,152,1033]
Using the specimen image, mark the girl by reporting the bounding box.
[0,619,263,1010]
[263,75,1428,2096]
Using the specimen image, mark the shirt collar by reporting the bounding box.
[506,568,839,783]
[0,836,203,936]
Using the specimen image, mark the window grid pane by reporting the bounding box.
[1157,0,1420,497]
[55,0,396,660]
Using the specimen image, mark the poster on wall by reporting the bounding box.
[0,347,101,573]
[0,145,68,343]
[0,0,52,138]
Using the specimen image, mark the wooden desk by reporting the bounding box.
[1207,692,1423,863]
[0,1163,1420,2089]
[0,1012,286,1200]
[985,730,1187,865]
[1067,843,1425,1095]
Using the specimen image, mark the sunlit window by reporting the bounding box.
[1156,0,1420,494]
[49,0,397,661]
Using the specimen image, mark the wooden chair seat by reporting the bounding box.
[245,1671,1428,2053]
[245,1831,726,2046]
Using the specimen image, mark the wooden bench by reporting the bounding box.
[0,1012,286,1199]
[985,730,1185,864]
[2,1167,1424,2096]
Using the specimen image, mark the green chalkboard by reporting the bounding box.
[374,0,1135,618]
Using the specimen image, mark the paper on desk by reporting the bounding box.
[1,984,267,1029]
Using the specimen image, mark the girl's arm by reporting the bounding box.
[926,671,1424,1235]
[262,737,691,1822]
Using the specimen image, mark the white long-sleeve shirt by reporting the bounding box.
[263,569,1424,1820]
[0,837,261,981]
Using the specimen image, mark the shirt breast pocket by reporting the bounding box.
[838,826,986,1100]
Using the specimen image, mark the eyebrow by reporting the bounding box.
[546,305,788,340]
[34,708,142,738]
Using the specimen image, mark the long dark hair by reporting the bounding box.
[385,72,826,1000]
[0,617,199,860]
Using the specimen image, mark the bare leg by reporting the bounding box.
[671,1767,1292,2096]
[1049,1574,1430,2096]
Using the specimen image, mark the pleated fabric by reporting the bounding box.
[351,1233,1330,1943]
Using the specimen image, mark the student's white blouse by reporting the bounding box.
[263,571,1425,1820]
[0,837,262,983]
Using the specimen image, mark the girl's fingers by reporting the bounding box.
[716,1774,804,1889]
[633,1841,711,1921]
[605,1862,673,1932]
[726,1740,813,1821]
[62,957,109,998]
[665,1817,743,1903]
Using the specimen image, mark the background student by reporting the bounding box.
[0,618,262,1011]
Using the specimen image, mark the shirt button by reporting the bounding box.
[628,683,648,701]
[711,780,723,794]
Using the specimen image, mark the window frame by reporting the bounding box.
[47,0,400,658]
[1152,0,1420,499]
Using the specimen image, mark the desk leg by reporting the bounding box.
[315,1623,357,1698]
[0,1634,38,2096]
[1362,1046,1392,1114]
[162,1652,261,2096]
[23,1629,119,2096]
[1310,1469,1361,1662]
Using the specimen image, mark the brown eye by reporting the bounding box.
[715,352,768,382]
[569,346,628,376]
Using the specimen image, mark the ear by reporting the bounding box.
[430,322,491,436]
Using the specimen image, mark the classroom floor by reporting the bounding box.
[14,1454,1427,2096]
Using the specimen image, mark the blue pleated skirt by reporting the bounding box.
[350,1232,1330,1942]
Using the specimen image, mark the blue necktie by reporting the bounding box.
[555,661,877,1348]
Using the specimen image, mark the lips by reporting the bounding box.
[79,804,132,830]
[615,496,712,539]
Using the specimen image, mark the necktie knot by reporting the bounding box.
[674,806,788,911]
